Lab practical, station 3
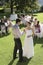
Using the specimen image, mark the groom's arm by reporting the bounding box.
[17,27,24,37]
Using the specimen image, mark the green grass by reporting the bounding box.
[0,13,43,65]
[0,8,4,10]
[33,13,43,22]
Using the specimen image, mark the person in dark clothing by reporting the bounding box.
[3,16,8,34]
[0,20,1,31]
[12,19,25,62]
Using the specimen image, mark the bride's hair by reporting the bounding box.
[27,22,31,25]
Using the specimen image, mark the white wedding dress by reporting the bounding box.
[23,29,34,59]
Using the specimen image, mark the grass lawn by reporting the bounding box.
[33,13,43,22]
[0,13,43,65]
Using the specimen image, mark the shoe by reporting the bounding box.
[13,57,17,60]
[19,59,26,62]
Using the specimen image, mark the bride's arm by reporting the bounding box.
[31,28,34,37]
[23,27,27,34]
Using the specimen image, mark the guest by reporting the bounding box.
[30,16,34,23]
[3,16,8,34]
[34,21,41,38]
[35,21,41,33]
[1,19,5,34]
[21,14,26,25]
[0,20,1,31]
[33,18,37,26]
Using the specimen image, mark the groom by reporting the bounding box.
[12,18,24,62]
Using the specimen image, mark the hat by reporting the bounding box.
[25,18,31,24]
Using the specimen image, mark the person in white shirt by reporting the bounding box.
[21,15,26,25]
[11,19,25,62]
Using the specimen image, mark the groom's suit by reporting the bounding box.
[12,24,23,61]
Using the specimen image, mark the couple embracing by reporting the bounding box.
[12,18,34,62]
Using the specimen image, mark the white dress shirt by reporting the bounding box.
[12,24,24,38]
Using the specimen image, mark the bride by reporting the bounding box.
[23,20,34,59]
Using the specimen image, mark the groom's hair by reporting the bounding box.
[16,19,21,23]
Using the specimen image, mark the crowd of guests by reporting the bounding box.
[0,14,43,38]
[0,16,10,36]
[20,14,43,38]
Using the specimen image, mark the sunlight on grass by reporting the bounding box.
[34,13,43,22]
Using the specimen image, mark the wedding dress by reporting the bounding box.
[23,29,34,59]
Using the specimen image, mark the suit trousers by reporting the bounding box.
[13,38,23,60]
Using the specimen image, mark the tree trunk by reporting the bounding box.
[10,0,13,14]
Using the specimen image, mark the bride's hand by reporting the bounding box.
[23,28,25,32]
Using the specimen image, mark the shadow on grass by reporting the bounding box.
[8,57,32,65]
[41,44,43,47]
[16,57,32,65]
[0,32,10,38]
[8,59,14,65]
[33,14,38,16]
[34,37,43,46]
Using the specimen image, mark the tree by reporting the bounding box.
[14,0,39,13]
[40,6,43,12]
[10,0,13,14]
[1,0,39,14]
[14,0,26,12]
[1,0,14,14]
[5,0,14,14]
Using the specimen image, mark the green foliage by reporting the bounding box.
[0,0,39,13]
[0,12,11,19]
[14,0,39,13]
